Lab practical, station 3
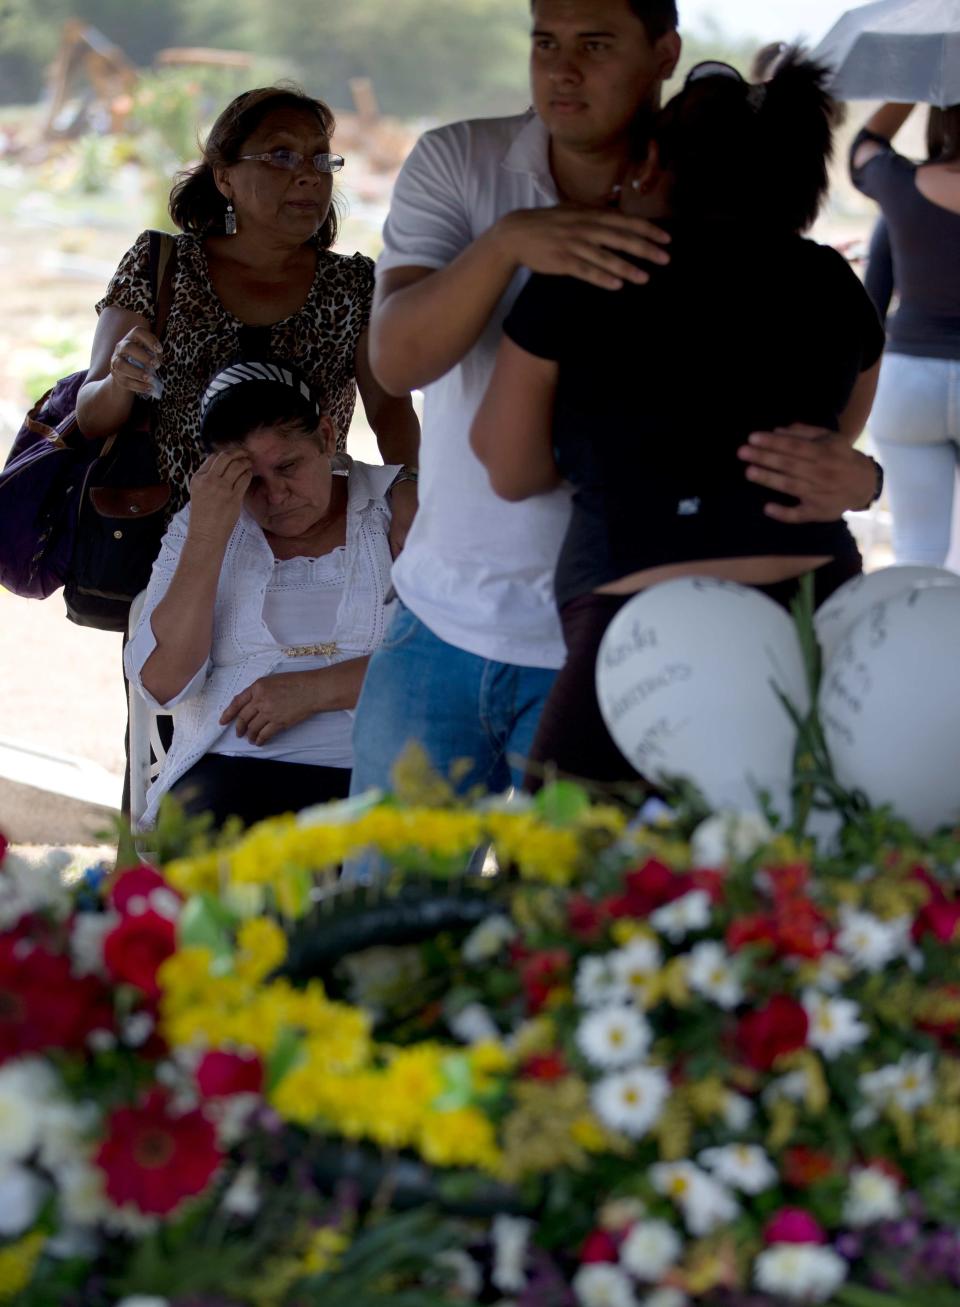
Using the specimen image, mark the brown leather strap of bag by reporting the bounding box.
[151,230,178,341]
[101,233,178,458]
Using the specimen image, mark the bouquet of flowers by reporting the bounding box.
[3,778,960,1306]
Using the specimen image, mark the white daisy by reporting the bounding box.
[691,810,773,867]
[573,1263,639,1307]
[462,915,517,964]
[685,941,744,1009]
[435,1249,483,1298]
[599,1197,647,1231]
[698,1143,777,1194]
[577,955,630,1009]
[0,1163,46,1236]
[0,848,72,927]
[843,1166,902,1227]
[620,1218,683,1281]
[447,1002,501,1045]
[721,1091,755,1131]
[577,1006,652,1069]
[798,951,852,994]
[592,1066,670,1139]
[610,939,663,1007]
[763,1069,809,1107]
[640,1292,689,1307]
[835,910,910,974]
[860,1053,935,1113]
[70,911,120,978]
[650,1161,740,1236]
[754,1244,847,1303]
[221,1165,261,1218]
[492,1214,532,1293]
[802,990,868,1059]
[650,891,712,942]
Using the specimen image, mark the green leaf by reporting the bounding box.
[432,1052,474,1110]
[534,780,591,826]
[178,893,237,964]
[266,1025,304,1093]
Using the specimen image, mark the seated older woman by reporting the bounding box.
[125,358,397,828]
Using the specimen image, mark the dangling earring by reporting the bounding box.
[224,201,237,236]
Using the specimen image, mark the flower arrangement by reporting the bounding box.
[3,782,960,1307]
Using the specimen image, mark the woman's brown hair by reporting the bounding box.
[169,85,340,246]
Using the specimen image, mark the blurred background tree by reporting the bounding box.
[0,0,758,120]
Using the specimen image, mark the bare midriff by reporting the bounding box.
[595,554,832,596]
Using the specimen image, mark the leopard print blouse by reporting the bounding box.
[96,232,375,510]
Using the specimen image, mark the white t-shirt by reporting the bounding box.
[379,111,572,670]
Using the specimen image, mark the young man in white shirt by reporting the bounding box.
[350,0,881,798]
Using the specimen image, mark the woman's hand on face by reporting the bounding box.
[220,670,318,746]
[738,424,878,522]
[387,478,418,558]
[109,326,163,396]
[188,450,253,542]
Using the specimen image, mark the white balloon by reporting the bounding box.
[820,585,960,833]
[596,578,808,814]
[815,566,960,667]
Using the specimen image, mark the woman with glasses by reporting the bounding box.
[471,51,885,790]
[77,86,420,551]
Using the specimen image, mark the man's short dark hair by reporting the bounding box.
[530,0,679,41]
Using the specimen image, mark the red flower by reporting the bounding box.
[95,1089,222,1215]
[0,833,7,864]
[776,901,834,960]
[764,1209,826,1245]
[0,933,111,1061]
[765,864,811,902]
[521,1051,568,1081]
[736,996,808,1071]
[727,901,832,961]
[567,894,608,941]
[517,949,570,1014]
[196,1050,264,1098]
[607,859,694,919]
[103,911,177,999]
[914,899,960,945]
[690,868,726,904]
[918,984,960,1045]
[782,1147,836,1188]
[109,865,179,915]
[727,913,779,954]
[580,1230,620,1264]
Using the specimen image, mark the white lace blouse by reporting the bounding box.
[125,461,397,828]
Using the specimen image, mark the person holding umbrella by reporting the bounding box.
[819,0,960,564]
[850,101,960,564]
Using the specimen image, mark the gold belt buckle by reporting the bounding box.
[281,642,338,658]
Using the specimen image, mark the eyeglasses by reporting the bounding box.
[685,60,744,86]
[238,149,345,174]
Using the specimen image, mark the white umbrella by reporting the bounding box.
[814,0,960,107]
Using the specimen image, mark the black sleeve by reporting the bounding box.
[863,217,894,325]
[503,273,581,361]
[848,127,912,204]
[823,245,887,372]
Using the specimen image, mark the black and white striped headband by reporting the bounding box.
[200,360,322,421]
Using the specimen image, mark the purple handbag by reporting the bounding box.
[0,231,175,611]
[0,375,94,598]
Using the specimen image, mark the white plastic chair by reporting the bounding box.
[127,590,171,829]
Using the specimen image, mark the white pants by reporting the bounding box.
[870,353,960,566]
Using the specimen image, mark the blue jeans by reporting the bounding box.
[350,602,557,797]
[870,354,960,565]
